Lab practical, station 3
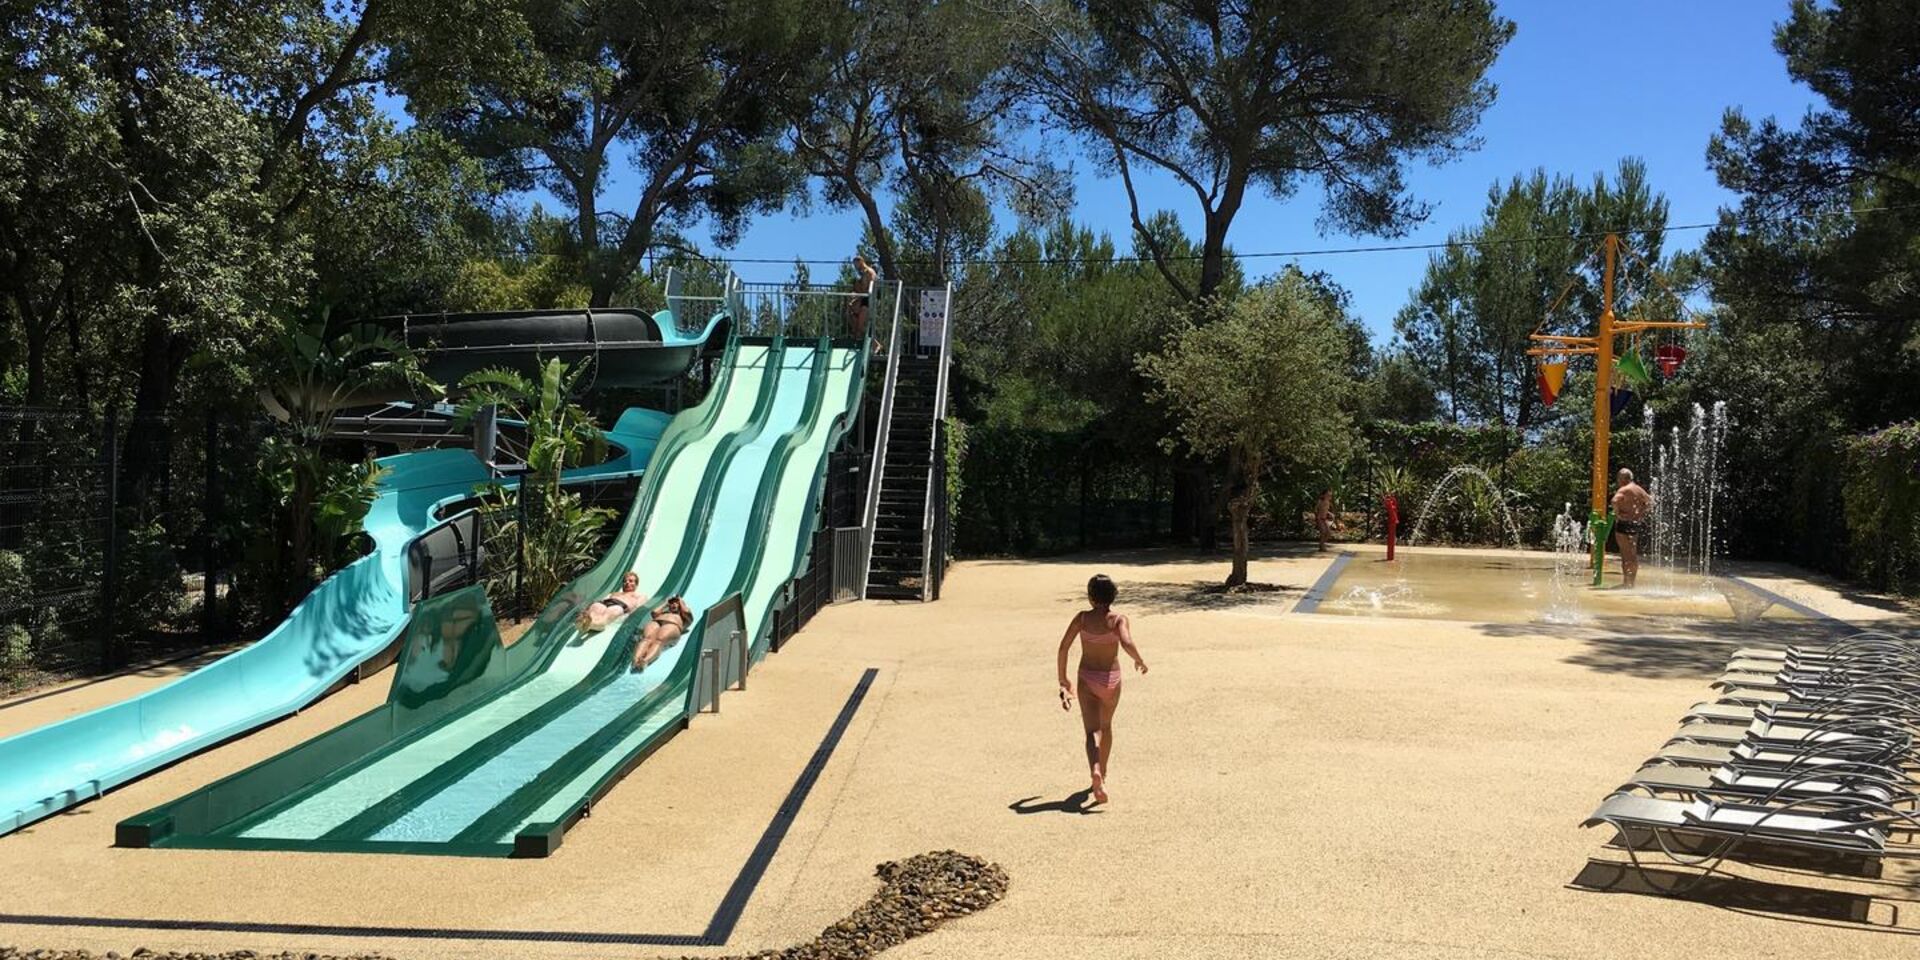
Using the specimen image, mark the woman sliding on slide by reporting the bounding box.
[1056,574,1147,805]
[632,596,692,670]
[576,571,645,632]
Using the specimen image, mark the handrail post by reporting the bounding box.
[858,282,907,599]
[918,282,955,600]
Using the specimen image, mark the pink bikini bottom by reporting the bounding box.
[1078,665,1122,700]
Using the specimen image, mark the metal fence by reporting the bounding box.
[0,406,227,691]
[771,438,866,649]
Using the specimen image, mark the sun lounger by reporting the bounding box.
[1669,716,1910,750]
[1651,740,1910,775]
[1584,794,1897,859]
[1621,763,1908,808]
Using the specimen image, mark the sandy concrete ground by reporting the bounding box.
[2,544,1917,960]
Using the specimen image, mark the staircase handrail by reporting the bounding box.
[858,282,907,598]
[917,282,955,600]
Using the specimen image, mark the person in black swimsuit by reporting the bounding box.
[1610,468,1654,588]
[577,571,645,632]
[847,254,879,351]
[632,596,692,670]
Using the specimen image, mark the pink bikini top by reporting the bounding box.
[1081,613,1121,645]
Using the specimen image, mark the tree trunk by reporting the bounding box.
[123,309,183,503]
[850,183,899,283]
[20,300,47,411]
[290,459,314,596]
[1226,499,1250,586]
[1199,215,1230,301]
[593,216,648,308]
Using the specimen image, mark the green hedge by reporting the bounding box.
[955,424,1171,555]
[1843,421,1920,595]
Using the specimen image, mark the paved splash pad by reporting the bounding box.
[1310,548,1809,626]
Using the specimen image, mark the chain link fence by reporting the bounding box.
[0,407,229,692]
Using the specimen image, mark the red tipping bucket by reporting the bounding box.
[1655,344,1688,377]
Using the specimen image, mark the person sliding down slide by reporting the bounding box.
[576,571,645,632]
[632,596,692,670]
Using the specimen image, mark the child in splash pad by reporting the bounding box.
[1055,574,1148,805]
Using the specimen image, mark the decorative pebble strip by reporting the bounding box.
[0,850,1008,960]
[691,851,1009,960]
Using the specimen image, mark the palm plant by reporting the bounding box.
[452,357,612,611]
[257,313,437,595]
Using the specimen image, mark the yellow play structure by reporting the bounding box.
[1527,233,1705,585]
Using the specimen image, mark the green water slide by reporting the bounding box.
[120,336,866,856]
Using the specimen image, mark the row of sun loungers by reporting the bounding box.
[1582,633,1920,886]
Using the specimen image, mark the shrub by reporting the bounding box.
[1843,421,1920,595]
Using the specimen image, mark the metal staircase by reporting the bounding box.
[861,284,954,601]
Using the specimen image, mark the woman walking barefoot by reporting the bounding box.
[1056,574,1147,804]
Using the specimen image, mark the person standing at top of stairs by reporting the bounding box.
[847,254,881,354]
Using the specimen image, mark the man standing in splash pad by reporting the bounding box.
[1610,468,1654,588]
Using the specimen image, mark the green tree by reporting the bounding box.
[1676,0,1920,580]
[0,0,519,475]
[413,0,827,307]
[1705,0,1920,430]
[1140,270,1358,586]
[1359,349,1443,424]
[1014,0,1512,301]
[1395,160,1676,430]
[790,0,1066,285]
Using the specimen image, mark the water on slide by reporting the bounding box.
[235,343,790,841]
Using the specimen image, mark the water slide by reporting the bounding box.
[0,310,723,838]
[119,334,866,856]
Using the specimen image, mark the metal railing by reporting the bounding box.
[664,266,728,338]
[930,420,952,601]
[690,593,747,716]
[857,283,908,598]
[917,283,956,600]
[406,508,483,606]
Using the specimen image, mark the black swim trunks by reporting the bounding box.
[1613,517,1649,547]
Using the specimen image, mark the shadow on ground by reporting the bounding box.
[1478,614,1920,680]
[1109,579,1299,614]
[1570,858,1917,931]
[1009,790,1102,816]
[963,541,1327,569]
[1,644,240,712]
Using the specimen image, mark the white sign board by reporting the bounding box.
[918,289,948,348]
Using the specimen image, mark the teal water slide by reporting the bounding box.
[0,309,724,838]
[119,334,866,856]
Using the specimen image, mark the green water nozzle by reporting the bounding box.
[1588,508,1615,587]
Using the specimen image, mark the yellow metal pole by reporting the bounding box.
[1589,233,1618,585]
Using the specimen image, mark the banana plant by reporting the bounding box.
[451,357,611,611]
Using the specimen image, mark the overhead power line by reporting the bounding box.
[688,200,1920,268]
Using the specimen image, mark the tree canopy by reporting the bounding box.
[1013,0,1513,300]
[1140,269,1358,584]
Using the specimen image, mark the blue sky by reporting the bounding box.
[577,1,1821,342]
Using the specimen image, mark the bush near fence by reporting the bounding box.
[1843,421,1920,595]
[955,423,1172,556]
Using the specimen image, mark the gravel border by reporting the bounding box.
[695,850,1009,960]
